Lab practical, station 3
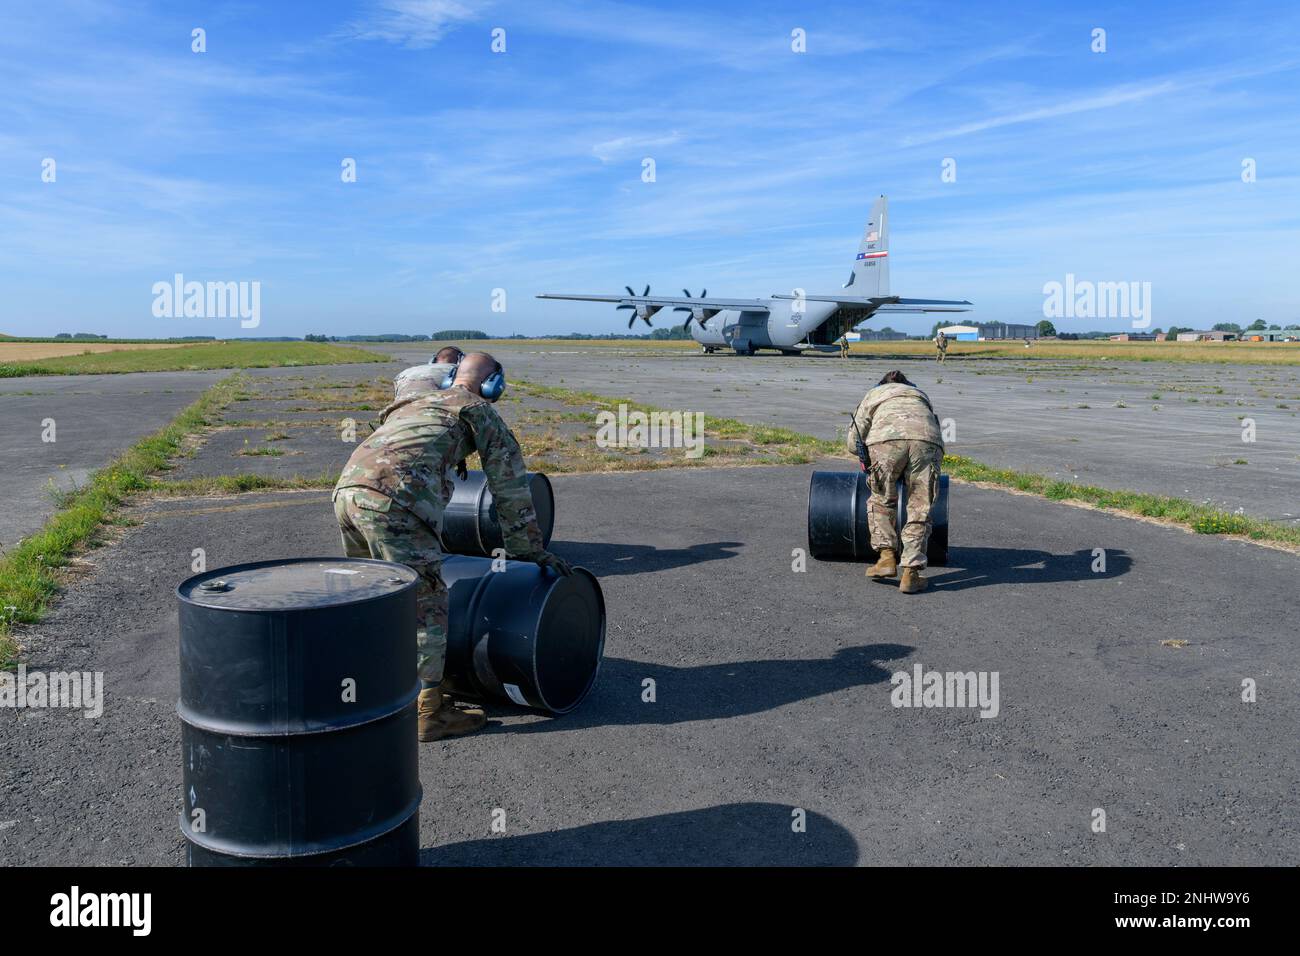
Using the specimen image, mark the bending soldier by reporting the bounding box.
[846,370,944,594]
[334,351,572,741]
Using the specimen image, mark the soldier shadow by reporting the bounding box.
[550,539,743,576]
[492,643,913,733]
[419,801,859,866]
[921,547,1132,591]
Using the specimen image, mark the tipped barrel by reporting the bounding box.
[442,470,555,557]
[177,558,422,867]
[807,471,949,565]
[441,556,605,714]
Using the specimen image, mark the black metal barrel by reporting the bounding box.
[177,557,423,866]
[807,471,949,565]
[440,556,605,714]
[442,470,555,557]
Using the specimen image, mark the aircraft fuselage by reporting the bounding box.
[689,299,848,353]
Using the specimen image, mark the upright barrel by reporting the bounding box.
[442,470,555,557]
[807,471,949,565]
[441,556,605,714]
[177,557,423,866]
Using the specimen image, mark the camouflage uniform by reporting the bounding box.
[935,332,948,363]
[393,362,457,402]
[847,383,945,568]
[333,385,544,684]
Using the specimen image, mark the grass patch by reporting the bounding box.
[511,380,836,473]
[0,375,248,667]
[518,379,1299,548]
[147,473,337,496]
[941,454,1300,548]
[0,341,384,377]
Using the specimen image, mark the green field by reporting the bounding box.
[0,340,385,376]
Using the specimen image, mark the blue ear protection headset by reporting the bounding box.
[480,363,506,401]
[441,359,506,401]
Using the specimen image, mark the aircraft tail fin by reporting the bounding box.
[843,195,889,295]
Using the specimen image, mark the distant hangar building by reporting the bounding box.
[936,322,1039,341]
[977,322,1040,340]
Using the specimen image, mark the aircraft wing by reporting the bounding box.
[772,294,971,313]
[537,293,770,312]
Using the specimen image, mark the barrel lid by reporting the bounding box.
[178,557,419,611]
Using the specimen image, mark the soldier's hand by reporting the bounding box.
[534,551,575,577]
[455,459,468,481]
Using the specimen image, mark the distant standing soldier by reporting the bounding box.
[838,333,851,359]
[935,329,949,363]
[846,370,944,594]
[334,352,573,741]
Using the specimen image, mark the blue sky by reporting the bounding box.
[2,0,1298,338]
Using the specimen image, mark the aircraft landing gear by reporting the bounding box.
[701,345,715,354]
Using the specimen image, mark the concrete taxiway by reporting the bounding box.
[0,371,225,552]
[2,462,1295,865]
[1,357,1295,866]
[375,342,1300,524]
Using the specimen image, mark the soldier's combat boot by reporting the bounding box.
[418,685,486,742]
[899,567,929,594]
[866,549,898,579]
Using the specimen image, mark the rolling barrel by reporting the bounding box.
[177,557,423,866]
[440,556,605,714]
[807,471,949,565]
[442,470,555,557]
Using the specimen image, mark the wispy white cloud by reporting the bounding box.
[3,0,1300,336]
[340,0,489,48]
[591,132,684,163]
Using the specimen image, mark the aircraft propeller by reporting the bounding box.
[673,288,710,330]
[616,285,653,327]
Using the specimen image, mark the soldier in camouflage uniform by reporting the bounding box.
[935,330,949,363]
[846,369,944,594]
[334,352,572,740]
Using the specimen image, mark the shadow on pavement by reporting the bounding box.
[495,643,913,732]
[551,538,743,576]
[924,547,1132,591]
[421,802,859,866]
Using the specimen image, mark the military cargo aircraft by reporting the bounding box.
[537,196,972,355]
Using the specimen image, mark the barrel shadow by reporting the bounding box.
[420,802,859,866]
[549,539,743,576]
[493,643,913,732]
[921,547,1132,591]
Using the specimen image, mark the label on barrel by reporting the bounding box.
[503,683,528,707]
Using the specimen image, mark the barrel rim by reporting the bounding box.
[533,566,606,714]
[180,788,423,860]
[530,472,556,546]
[470,476,491,554]
[807,469,863,560]
[177,556,421,612]
[177,683,421,737]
